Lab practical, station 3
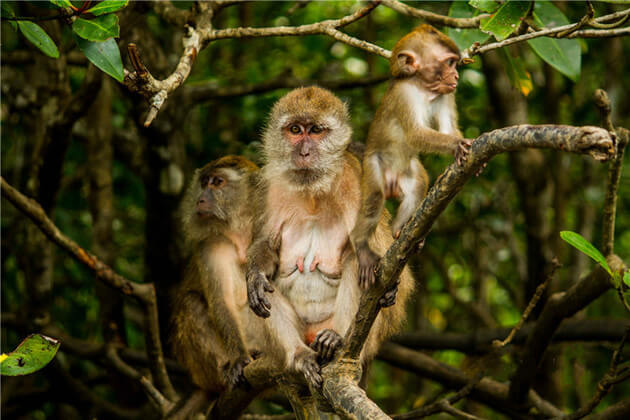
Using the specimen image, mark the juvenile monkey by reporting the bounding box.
[171,156,321,395]
[351,25,472,287]
[247,87,414,376]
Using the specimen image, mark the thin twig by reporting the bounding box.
[381,0,487,28]
[493,258,561,348]
[0,177,177,401]
[555,327,630,420]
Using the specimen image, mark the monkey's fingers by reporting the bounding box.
[248,278,271,318]
[296,352,322,388]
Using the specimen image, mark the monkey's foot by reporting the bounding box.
[224,355,252,388]
[455,139,473,166]
[311,329,343,364]
[357,244,380,289]
[247,272,274,318]
[379,279,401,308]
[295,350,322,388]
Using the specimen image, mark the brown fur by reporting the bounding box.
[352,26,470,287]
[248,87,414,374]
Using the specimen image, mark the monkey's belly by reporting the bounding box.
[276,271,339,324]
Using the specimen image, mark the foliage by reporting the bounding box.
[0,334,60,376]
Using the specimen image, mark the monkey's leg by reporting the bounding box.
[172,292,224,393]
[262,293,322,388]
[391,158,428,239]
[352,154,386,289]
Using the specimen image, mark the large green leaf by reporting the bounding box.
[73,34,124,82]
[469,0,499,13]
[447,1,490,51]
[17,21,60,58]
[86,1,128,16]
[72,14,119,42]
[527,2,581,81]
[0,334,60,376]
[480,0,531,41]
[560,231,612,276]
[624,270,630,288]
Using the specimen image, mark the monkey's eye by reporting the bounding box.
[210,176,225,187]
[200,175,210,187]
[289,125,302,134]
[310,125,323,134]
[447,58,457,67]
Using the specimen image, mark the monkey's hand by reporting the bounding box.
[454,138,473,166]
[247,271,274,318]
[357,243,380,289]
[294,349,322,388]
[223,355,252,389]
[379,278,401,308]
[310,329,343,365]
[579,126,616,161]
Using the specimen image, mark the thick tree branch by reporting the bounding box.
[344,125,615,362]
[379,342,563,418]
[392,318,630,353]
[508,255,626,404]
[0,177,177,401]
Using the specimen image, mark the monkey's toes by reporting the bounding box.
[311,329,343,364]
[296,352,322,388]
[224,356,251,388]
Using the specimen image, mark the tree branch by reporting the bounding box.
[0,177,177,401]
[381,0,487,28]
[344,124,616,362]
[392,318,630,353]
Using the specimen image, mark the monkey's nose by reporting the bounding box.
[300,150,310,157]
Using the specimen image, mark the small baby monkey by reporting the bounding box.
[352,25,472,287]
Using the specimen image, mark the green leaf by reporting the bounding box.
[73,34,124,82]
[1,2,17,30]
[50,0,74,9]
[560,231,612,276]
[86,1,128,16]
[624,270,630,288]
[480,0,531,41]
[447,1,490,51]
[527,2,581,81]
[0,334,60,376]
[17,21,60,58]
[72,14,119,42]
[469,0,499,13]
[497,48,533,96]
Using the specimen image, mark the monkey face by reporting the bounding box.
[263,87,352,189]
[194,168,244,222]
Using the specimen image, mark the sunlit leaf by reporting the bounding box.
[0,334,60,376]
[498,49,533,96]
[527,2,581,81]
[624,270,630,288]
[480,0,531,41]
[560,231,612,276]
[86,1,128,16]
[73,34,124,82]
[447,1,490,51]
[469,0,499,13]
[72,14,119,42]
[17,21,60,58]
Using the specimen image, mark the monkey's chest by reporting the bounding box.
[275,219,349,323]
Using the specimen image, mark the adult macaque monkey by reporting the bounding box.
[171,156,321,397]
[247,87,413,378]
[351,24,473,287]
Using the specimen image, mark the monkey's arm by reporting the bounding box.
[246,237,278,318]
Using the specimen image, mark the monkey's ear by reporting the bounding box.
[393,50,419,77]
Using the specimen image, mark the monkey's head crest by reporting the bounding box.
[200,155,259,176]
[269,86,350,129]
